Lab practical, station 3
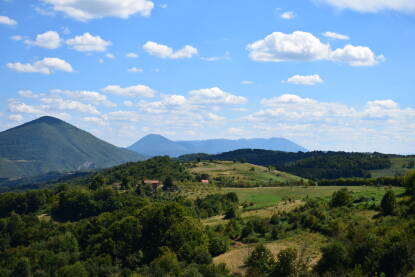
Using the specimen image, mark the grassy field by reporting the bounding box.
[189,161,304,184]
[213,232,326,274]
[370,157,415,177]
[221,186,405,210]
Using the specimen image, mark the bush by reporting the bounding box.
[245,244,275,275]
[271,248,297,277]
[381,190,396,215]
[330,188,353,207]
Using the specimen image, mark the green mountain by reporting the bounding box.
[0,116,145,179]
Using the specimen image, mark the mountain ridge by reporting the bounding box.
[0,116,145,179]
[129,134,307,157]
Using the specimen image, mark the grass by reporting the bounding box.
[219,186,405,210]
[213,232,326,274]
[189,161,305,184]
[370,157,415,177]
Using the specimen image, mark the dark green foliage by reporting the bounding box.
[195,193,239,218]
[0,116,145,179]
[330,188,353,207]
[316,242,350,273]
[381,190,396,215]
[271,248,298,277]
[245,244,275,275]
[405,170,415,195]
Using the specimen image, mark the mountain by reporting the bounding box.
[0,116,145,179]
[128,134,307,157]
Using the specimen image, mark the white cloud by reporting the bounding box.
[83,116,107,126]
[102,85,156,98]
[42,0,154,21]
[51,89,116,107]
[160,4,168,8]
[7,57,74,74]
[66,33,111,52]
[0,16,17,25]
[8,101,45,115]
[11,35,23,41]
[247,31,384,66]
[323,31,349,40]
[40,97,100,114]
[104,111,140,122]
[128,67,143,73]
[280,11,295,19]
[286,74,324,85]
[143,41,198,59]
[189,87,247,105]
[319,0,415,14]
[8,114,23,122]
[106,53,115,59]
[206,112,225,121]
[18,90,42,98]
[241,80,253,85]
[201,51,231,62]
[123,100,134,107]
[126,52,139,58]
[25,31,62,49]
[330,44,384,66]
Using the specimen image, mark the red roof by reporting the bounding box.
[201,179,209,183]
[144,180,160,184]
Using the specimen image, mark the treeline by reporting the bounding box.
[179,149,393,180]
[318,176,404,187]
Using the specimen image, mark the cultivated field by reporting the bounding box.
[370,156,415,177]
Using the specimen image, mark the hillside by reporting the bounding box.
[128,134,307,157]
[179,149,393,180]
[189,161,305,186]
[0,116,145,179]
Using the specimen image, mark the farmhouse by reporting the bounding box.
[201,179,209,184]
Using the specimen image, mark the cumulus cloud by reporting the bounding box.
[41,0,154,21]
[189,87,247,105]
[11,35,23,41]
[0,16,17,25]
[8,114,23,122]
[40,97,100,114]
[247,31,383,66]
[323,31,349,40]
[286,74,324,85]
[102,85,156,98]
[106,53,115,59]
[66,33,111,52]
[18,90,41,98]
[319,0,415,14]
[51,89,116,107]
[25,31,62,49]
[128,67,143,73]
[7,58,74,74]
[241,80,253,85]
[280,11,295,19]
[143,41,198,59]
[201,51,231,62]
[330,44,385,66]
[8,101,45,115]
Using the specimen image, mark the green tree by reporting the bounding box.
[245,244,275,275]
[381,190,396,215]
[330,188,353,207]
[405,170,415,195]
[58,262,88,277]
[163,176,177,192]
[316,242,350,273]
[12,257,31,277]
[271,248,297,277]
[90,174,106,190]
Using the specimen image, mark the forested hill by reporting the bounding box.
[0,116,145,179]
[178,149,393,180]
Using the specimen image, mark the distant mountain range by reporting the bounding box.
[0,116,145,179]
[128,134,307,157]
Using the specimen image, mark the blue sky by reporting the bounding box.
[0,0,414,153]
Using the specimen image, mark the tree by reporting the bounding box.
[12,257,31,277]
[405,170,415,196]
[271,248,297,277]
[163,176,177,192]
[381,190,396,215]
[58,262,88,277]
[224,206,238,219]
[316,242,350,273]
[90,175,106,190]
[245,244,275,275]
[330,188,353,207]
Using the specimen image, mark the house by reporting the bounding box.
[201,179,209,184]
[112,183,122,190]
[144,180,161,190]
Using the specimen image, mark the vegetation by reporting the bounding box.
[1,155,415,276]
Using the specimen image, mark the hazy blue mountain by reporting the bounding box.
[128,134,307,157]
[0,116,145,179]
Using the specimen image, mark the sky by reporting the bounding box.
[0,0,414,154]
